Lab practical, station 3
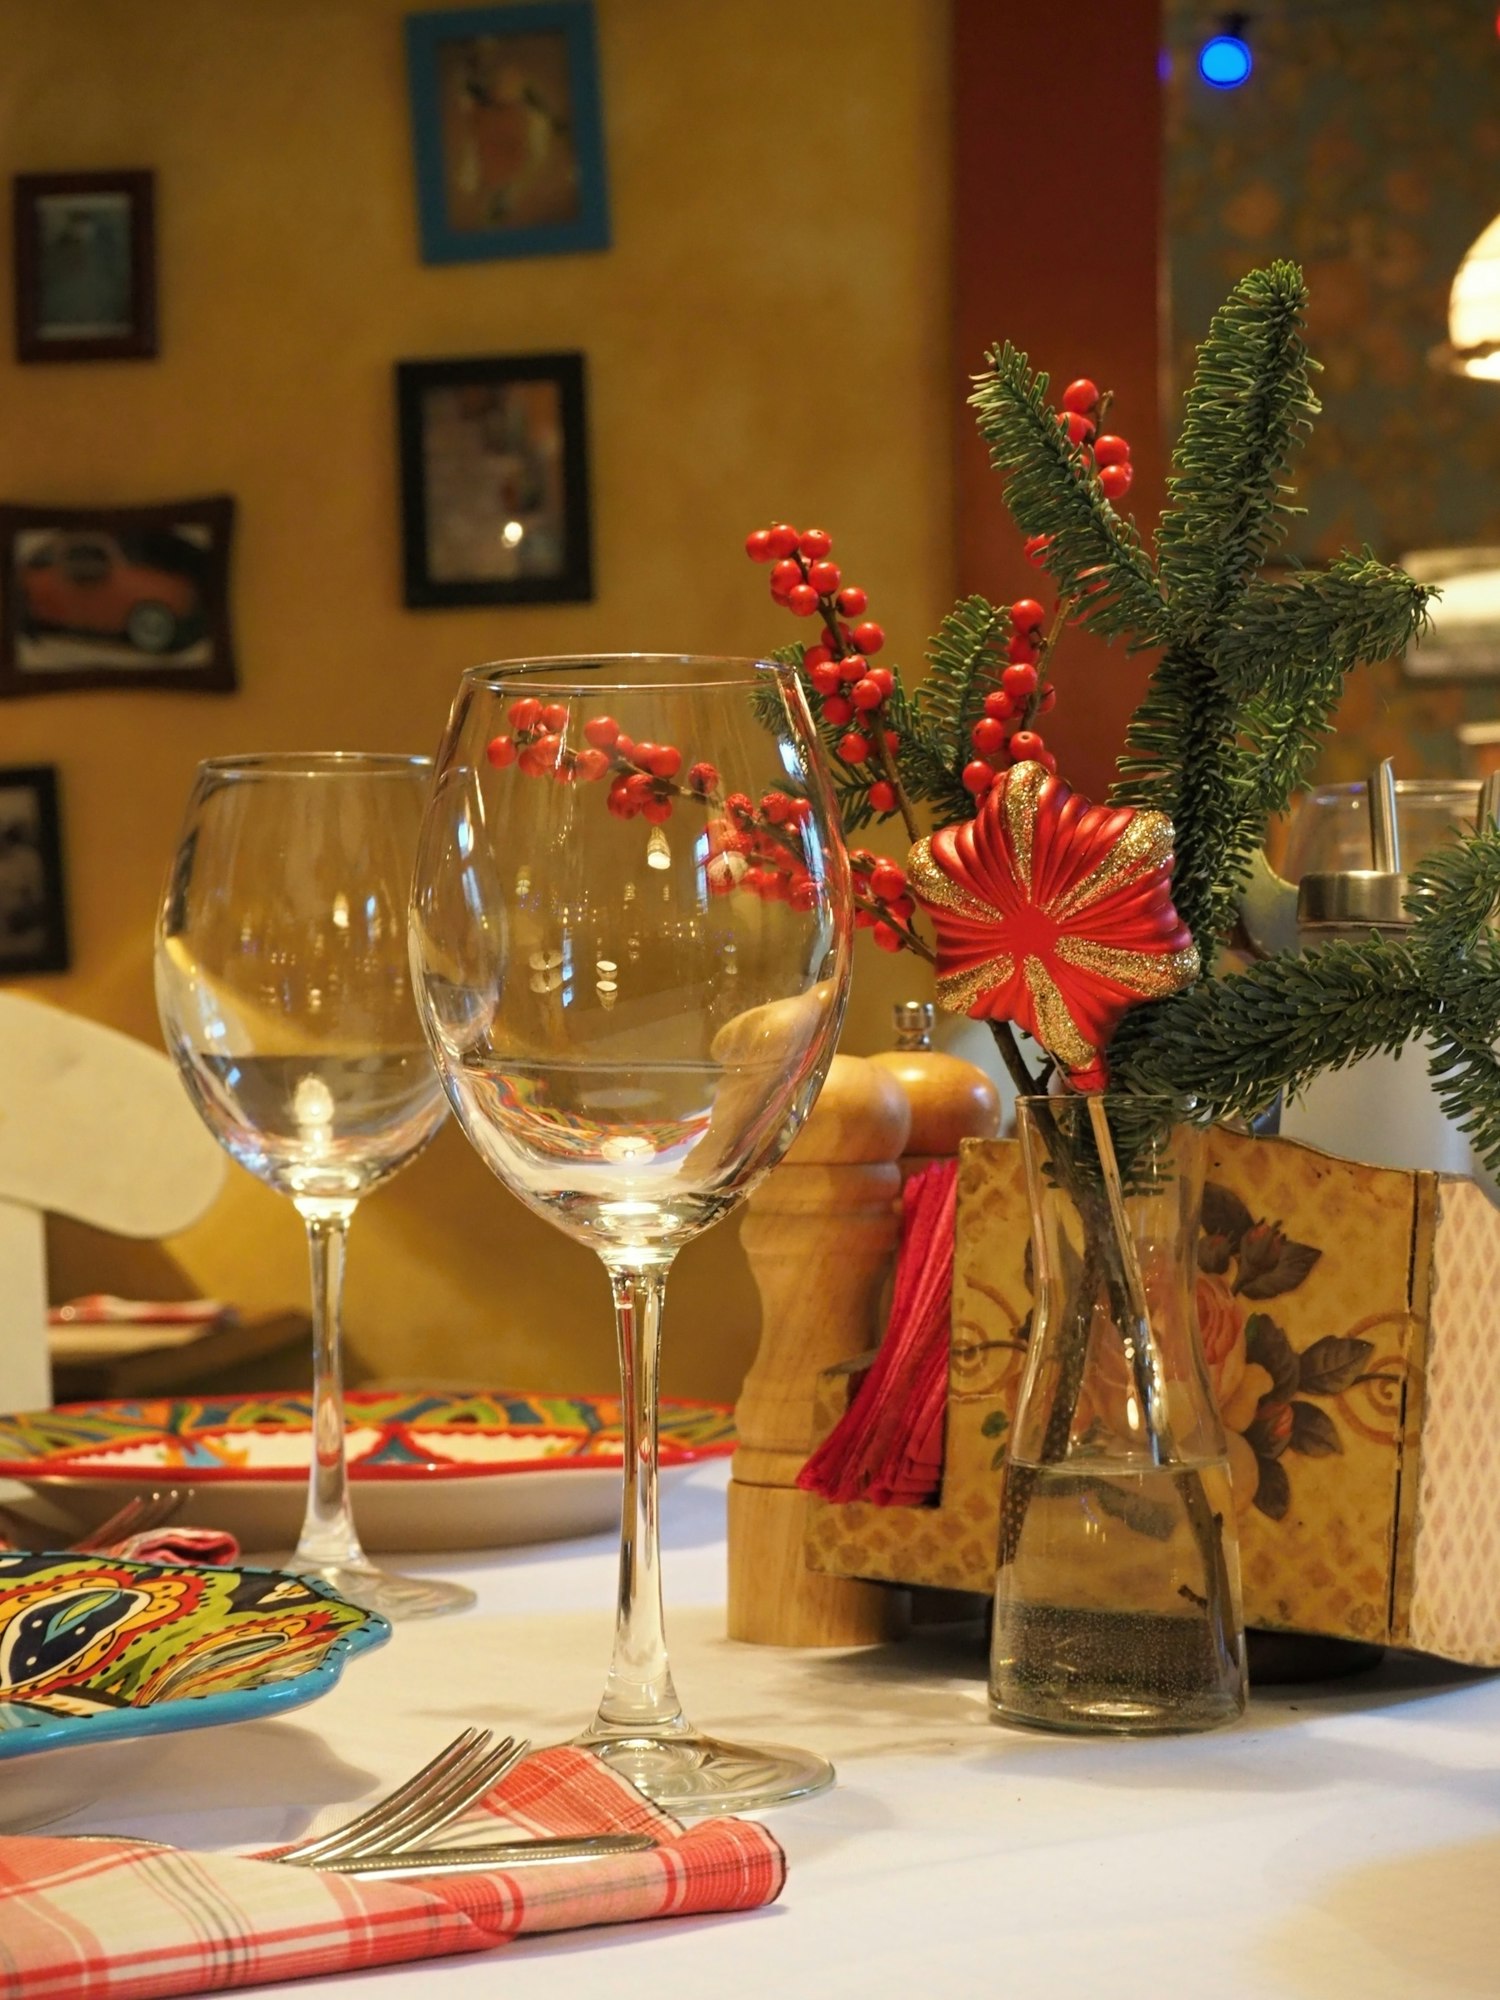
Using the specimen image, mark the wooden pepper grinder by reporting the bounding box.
[728,1053,911,1646]
[870,1001,1003,1175]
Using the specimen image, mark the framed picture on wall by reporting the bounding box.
[0,765,69,976]
[12,171,157,364]
[0,496,237,696]
[397,353,593,608]
[403,4,610,264]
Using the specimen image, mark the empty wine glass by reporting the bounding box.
[155,753,473,1621]
[409,655,852,1809]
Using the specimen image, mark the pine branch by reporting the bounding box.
[969,344,1167,645]
[907,596,1009,826]
[1155,261,1319,641]
[1405,830,1500,1172]
[1110,939,1436,1122]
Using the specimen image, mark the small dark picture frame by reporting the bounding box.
[13,171,157,364]
[0,496,237,697]
[404,4,610,265]
[0,765,69,975]
[397,353,593,608]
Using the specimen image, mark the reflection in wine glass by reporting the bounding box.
[155,753,472,1621]
[411,655,852,1808]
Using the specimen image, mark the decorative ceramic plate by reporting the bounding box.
[0,1550,386,1759]
[0,1390,736,1554]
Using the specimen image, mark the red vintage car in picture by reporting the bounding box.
[17,526,208,656]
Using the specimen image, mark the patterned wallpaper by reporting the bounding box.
[1165,0,1500,778]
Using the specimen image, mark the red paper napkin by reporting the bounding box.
[0,1747,786,1998]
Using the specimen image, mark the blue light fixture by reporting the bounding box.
[1199,28,1252,89]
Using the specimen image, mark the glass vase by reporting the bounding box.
[989,1094,1247,1734]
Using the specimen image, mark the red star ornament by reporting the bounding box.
[906,759,1199,1086]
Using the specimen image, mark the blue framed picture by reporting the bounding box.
[404,4,610,265]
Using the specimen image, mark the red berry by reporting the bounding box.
[1038,685,1057,714]
[616,734,636,763]
[798,527,832,560]
[1099,462,1134,500]
[855,906,875,929]
[574,747,610,782]
[851,620,885,655]
[983,689,1016,722]
[851,676,884,712]
[761,791,792,824]
[809,662,842,697]
[821,694,854,726]
[1007,633,1039,666]
[726,791,754,824]
[1023,534,1053,567]
[1009,598,1045,632]
[971,716,1006,756]
[771,557,802,594]
[745,529,773,563]
[1010,730,1046,762]
[789,877,818,913]
[864,666,894,698]
[803,644,833,671]
[838,732,872,764]
[887,895,914,923]
[583,714,619,750]
[867,780,898,814]
[963,759,997,796]
[706,854,740,894]
[869,859,906,902]
[688,760,718,794]
[624,770,656,804]
[1062,377,1100,414]
[1035,749,1058,773]
[1002,662,1038,698]
[807,559,841,595]
[646,743,681,779]
[539,702,568,732]
[1060,409,1095,447]
[849,848,877,872]
[485,734,516,769]
[1093,434,1131,468]
[533,732,563,765]
[871,921,904,953]
[835,585,868,618]
[883,729,900,754]
[788,583,820,617]
[645,798,675,825]
[508,696,542,730]
[765,523,799,559]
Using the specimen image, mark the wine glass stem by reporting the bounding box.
[292,1197,365,1572]
[591,1253,687,1739]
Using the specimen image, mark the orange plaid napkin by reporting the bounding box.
[0,1747,786,1998]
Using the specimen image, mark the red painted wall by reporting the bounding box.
[952,0,1164,800]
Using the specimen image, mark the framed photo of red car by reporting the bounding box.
[0,497,236,697]
[0,765,69,976]
[397,352,593,608]
[13,171,157,364]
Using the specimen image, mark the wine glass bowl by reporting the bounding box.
[155,753,472,1622]
[410,655,852,1808]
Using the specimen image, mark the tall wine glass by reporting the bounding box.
[155,753,473,1621]
[410,656,852,1809]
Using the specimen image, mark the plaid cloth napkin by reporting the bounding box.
[0,1747,786,1998]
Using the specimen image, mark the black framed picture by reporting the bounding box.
[13,170,157,364]
[0,496,236,697]
[397,353,593,608]
[0,766,69,975]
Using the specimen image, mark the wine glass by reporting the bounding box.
[155,753,473,1621]
[409,655,852,1810]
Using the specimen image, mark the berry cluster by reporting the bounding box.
[486,699,712,827]
[1056,375,1135,501]
[743,523,901,814]
[704,792,818,910]
[960,594,1062,797]
[848,849,918,954]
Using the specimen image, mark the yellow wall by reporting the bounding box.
[0,0,953,1402]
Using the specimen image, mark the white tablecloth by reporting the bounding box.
[49,1460,1500,1999]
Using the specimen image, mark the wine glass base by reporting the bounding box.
[295,1557,476,1622]
[574,1728,835,1814]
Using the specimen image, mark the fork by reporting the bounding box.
[0,1488,186,1556]
[272,1729,530,1867]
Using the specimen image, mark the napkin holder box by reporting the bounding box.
[803,1127,1500,1667]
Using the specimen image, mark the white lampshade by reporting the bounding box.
[1446,212,1500,379]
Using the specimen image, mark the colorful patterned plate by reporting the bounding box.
[0,1551,386,1761]
[0,1390,736,1554]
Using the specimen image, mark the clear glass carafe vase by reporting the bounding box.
[989,1095,1247,1734]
